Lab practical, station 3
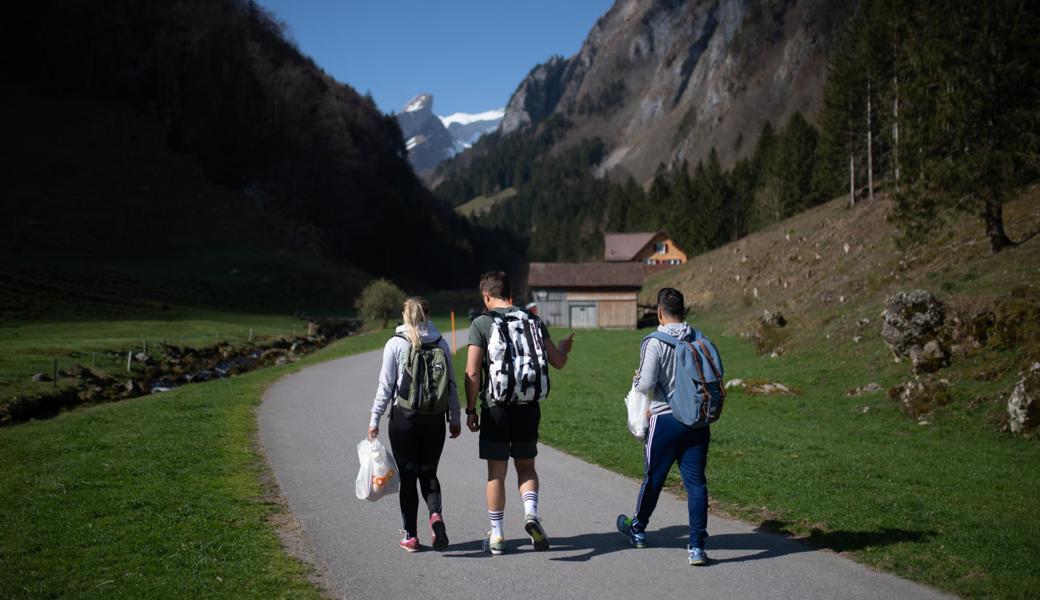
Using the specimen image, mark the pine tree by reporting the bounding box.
[895,0,1040,252]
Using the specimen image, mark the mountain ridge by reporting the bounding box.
[396,93,503,172]
[488,0,854,183]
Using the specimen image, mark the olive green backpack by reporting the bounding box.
[394,335,451,415]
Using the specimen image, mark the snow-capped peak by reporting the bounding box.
[438,108,506,127]
[403,93,432,113]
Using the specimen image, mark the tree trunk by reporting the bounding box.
[867,77,874,202]
[849,154,856,207]
[893,77,900,191]
[982,198,1014,253]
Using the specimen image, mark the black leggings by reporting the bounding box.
[387,406,446,537]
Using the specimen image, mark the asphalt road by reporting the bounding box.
[259,333,948,600]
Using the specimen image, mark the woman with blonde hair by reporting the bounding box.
[368,296,461,552]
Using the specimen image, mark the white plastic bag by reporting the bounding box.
[355,438,400,501]
[624,387,651,439]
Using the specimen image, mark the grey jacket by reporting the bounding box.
[369,322,461,428]
[633,322,693,416]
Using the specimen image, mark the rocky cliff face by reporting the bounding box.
[500,0,854,181]
[396,93,457,173]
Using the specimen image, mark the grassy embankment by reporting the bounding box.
[0,323,391,599]
[531,191,1040,599]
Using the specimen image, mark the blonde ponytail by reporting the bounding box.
[401,297,430,351]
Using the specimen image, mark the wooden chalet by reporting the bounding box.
[604,231,687,265]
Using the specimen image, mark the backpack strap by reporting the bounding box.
[694,340,724,389]
[646,331,678,346]
[683,341,713,411]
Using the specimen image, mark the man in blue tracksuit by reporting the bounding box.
[617,287,717,566]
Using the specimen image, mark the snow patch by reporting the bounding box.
[438,108,505,127]
[403,95,430,113]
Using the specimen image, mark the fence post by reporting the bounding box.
[127,350,133,373]
[53,359,58,387]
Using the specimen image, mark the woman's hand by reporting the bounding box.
[367,426,379,440]
[466,412,480,432]
[449,422,462,439]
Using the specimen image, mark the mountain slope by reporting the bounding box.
[2,0,484,307]
[492,0,854,182]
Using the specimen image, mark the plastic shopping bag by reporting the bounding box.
[355,438,400,501]
[624,387,651,439]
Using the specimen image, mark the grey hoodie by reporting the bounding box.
[369,322,461,428]
[633,321,693,416]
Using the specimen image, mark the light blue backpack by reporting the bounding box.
[646,331,726,428]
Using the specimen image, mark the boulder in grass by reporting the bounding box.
[909,340,950,374]
[881,290,948,370]
[1008,362,1040,435]
[31,372,51,383]
[889,377,950,419]
[746,382,795,396]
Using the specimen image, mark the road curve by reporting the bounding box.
[259,336,948,600]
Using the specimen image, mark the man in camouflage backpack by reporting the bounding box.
[465,271,574,555]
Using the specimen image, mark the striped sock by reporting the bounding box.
[522,491,538,517]
[489,510,504,538]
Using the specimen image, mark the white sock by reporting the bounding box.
[489,510,504,538]
[522,491,538,517]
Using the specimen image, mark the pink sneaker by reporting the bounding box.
[429,513,449,551]
[399,534,420,553]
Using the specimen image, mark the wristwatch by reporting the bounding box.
[465,408,477,415]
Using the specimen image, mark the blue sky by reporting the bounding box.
[257,0,613,116]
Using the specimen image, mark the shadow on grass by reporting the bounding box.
[442,522,935,563]
[757,519,936,554]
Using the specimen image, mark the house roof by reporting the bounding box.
[528,262,668,289]
[604,232,662,261]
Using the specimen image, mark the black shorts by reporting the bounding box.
[479,402,540,461]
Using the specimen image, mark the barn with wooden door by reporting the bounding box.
[527,262,666,329]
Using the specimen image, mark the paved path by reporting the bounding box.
[260,335,948,600]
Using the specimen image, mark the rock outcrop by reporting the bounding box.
[1008,362,1040,435]
[881,290,949,373]
[889,377,950,419]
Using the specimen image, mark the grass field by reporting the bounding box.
[454,187,517,217]
[0,310,311,400]
[530,319,1039,599]
[0,326,389,599]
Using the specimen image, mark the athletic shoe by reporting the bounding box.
[429,513,449,551]
[523,514,550,551]
[688,545,709,566]
[399,533,420,553]
[616,514,646,548]
[482,530,506,555]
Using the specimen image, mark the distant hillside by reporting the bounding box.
[455,187,517,218]
[643,188,1040,344]
[1,0,510,314]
